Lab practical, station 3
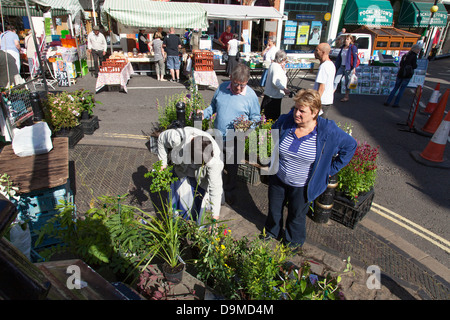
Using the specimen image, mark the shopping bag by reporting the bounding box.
[12,122,53,157]
[348,73,358,89]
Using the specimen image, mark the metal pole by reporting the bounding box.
[24,0,48,92]
[92,0,97,26]
[424,0,438,59]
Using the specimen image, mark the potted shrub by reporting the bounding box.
[244,115,275,166]
[332,140,379,228]
[43,91,84,148]
[139,161,187,284]
[73,89,102,120]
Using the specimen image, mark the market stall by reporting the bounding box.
[101,0,208,75]
[95,52,134,93]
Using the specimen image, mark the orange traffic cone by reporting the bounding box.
[421,88,449,135]
[423,83,441,113]
[411,110,450,168]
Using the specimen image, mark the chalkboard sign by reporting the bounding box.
[56,70,70,87]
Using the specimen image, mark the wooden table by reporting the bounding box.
[0,137,69,194]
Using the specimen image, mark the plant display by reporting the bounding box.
[44,91,81,131]
[35,195,150,277]
[336,141,379,202]
[245,115,275,164]
[232,114,254,132]
[0,173,19,201]
[156,81,209,131]
[72,89,101,116]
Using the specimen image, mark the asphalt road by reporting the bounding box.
[62,60,449,275]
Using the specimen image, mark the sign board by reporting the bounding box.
[283,21,297,45]
[56,70,70,87]
[407,58,428,88]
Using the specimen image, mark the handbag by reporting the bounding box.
[222,52,229,63]
[236,51,241,61]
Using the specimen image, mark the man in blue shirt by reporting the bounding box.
[202,63,260,204]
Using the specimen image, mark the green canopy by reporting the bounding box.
[397,1,448,28]
[0,0,67,17]
[102,0,208,29]
[344,0,393,26]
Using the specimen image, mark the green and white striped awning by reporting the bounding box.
[102,0,208,29]
[41,0,85,17]
[0,0,67,17]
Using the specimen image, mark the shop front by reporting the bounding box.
[280,0,341,57]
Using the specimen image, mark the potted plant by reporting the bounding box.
[139,161,187,284]
[73,89,102,120]
[332,140,379,228]
[245,115,274,166]
[43,91,84,148]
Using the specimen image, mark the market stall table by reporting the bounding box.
[192,70,219,88]
[128,57,156,75]
[0,137,69,194]
[95,62,134,93]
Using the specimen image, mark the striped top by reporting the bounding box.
[276,126,317,187]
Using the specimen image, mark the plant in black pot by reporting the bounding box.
[73,89,102,119]
[138,161,187,284]
[333,141,379,228]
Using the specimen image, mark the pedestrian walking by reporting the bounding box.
[260,36,277,87]
[152,32,166,81]
[24,30,37,78]
[87,26,107,78]
[333,34,358,102]
[264,89,356,249]
[163,27,182,82]
[313,43,336,117]
[157,127,224,223]
[261,50,290,121]
[384,44,420,108]
[201,63,261,205]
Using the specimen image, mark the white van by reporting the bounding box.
[330,33,372,65]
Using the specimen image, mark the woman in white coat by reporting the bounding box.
[261,50,290,121]
[157,127,224,223]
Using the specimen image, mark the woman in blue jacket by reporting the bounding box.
[334,34,358,102]
[264,89,356,249]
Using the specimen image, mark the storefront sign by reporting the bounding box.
[359,5,393,25]
[284,21,297,45]
[296,15,315,20]
[296,22,310,45]
[308,21,322,46]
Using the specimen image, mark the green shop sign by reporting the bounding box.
[398,1,448,27]
[344,0,394,26]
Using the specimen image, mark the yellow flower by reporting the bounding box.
[221,244,226,251]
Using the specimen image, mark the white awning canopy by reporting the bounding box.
[201,3,285,21]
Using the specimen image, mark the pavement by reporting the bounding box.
[56,65,449,300]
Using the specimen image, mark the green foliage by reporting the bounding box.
[156,81,210,131]
[337,141,379,202]
[245,115,275,162]
[35,195,150,276]
[144,160,178,193]
[71,89,102,116]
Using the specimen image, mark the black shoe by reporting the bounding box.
[383,102,389,106]
[170,78,176,82]
[392,105,399,108]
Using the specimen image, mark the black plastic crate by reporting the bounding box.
[237,163,261,186]
[80,115,99,135]
[330,189,374,229]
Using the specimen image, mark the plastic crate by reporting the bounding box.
[80,115,99,135]
[330,189,374,229]
[13,181,74,249]
[237,163,261,186]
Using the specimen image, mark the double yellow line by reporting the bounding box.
[371,202,450,254]
[102,133,149,140]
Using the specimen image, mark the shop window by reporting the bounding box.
[390,41,401,48]
[376,41,388,48]
[403,41,413,48]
